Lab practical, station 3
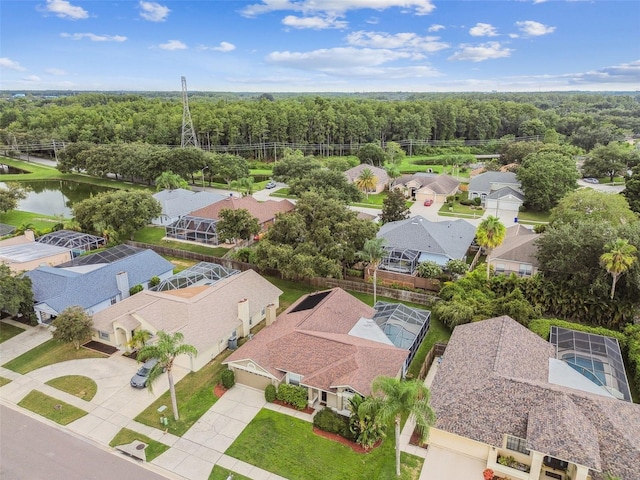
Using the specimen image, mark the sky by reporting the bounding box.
[1,0,639,92]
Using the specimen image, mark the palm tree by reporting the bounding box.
[476,215,507,279]
[357,237,386,304]
[600,238,637,299]
[127,329,152,353]
[155,170,189,191]
[137,331,198,420]
[231,176,255,196]
[362,376,436,477]
[355,168,378,199]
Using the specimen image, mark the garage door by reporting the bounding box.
[234,368,272,390]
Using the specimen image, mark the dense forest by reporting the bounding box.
[1,92,639,160]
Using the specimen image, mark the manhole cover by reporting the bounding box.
[136,444,145,450]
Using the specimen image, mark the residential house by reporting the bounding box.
[468,171,523,209]
[392,173,460,203]
[152,188,226,226]
[425,316,639,480]
[91,269,282,371]
[0,230,72,272]
[377,215,476,273]
[344,164,389,194]
[488,224,540,277]
[224,288,424,412]
[26,246,174,324]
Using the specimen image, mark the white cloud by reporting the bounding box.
[515,20,555,36]
[139,1,170,22]
[568,60,640,85]
[346,31,449,53]
[241,0,435,17]
[0,58,26,71]
[45,68,67,75]
[469,23,498,37]
[366,17,380,25]
[43,0,88,19]
[200,41,236,52]
[61,33,127,42]
[266,47,413,71]
[22,75,41,83]
[428,24,445,32]
[532,0,548,4]
[159,40,187,50]
[448,42,513,62]
[282,15,347,29]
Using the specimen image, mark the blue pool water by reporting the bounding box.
[562,354,606,386]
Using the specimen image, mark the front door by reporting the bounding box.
[321,391,327,405]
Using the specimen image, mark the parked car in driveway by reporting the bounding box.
[130,358,159,388]
[423,199,434,206]
[265,181,277,189]
[583,178,599,184]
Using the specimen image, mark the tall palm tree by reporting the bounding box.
[355,168,378,199]
[357,237,386,304]
[137,331,198,420]
[155,170,189,191]
[600,238,637,299]
[231,176,255,196]
[476,215,507,279]
[362,376,436,477]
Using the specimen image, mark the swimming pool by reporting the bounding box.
[562,354,606,386]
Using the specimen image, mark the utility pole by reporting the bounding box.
[181,76,199,148]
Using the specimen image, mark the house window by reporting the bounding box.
[505,435,530,455]
[99,331,110,340]
[495,263,505,273]
[519,264,532,277]
[110,297,117,305]
[289,373,301,386]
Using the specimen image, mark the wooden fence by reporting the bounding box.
[417,343,448,380]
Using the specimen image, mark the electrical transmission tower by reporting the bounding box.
[181,76,199,148]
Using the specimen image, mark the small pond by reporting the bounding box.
[0,164,29,174]
[0,180,114,217]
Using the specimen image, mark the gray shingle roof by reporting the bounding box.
[430,316,640,479]
[27,248,174,314]
[486,186,524,201]
[468,171,520,194]
[377,216,476,260]
[489,225,540,266]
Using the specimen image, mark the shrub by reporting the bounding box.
[221,369,235,389]
[129,284,143,295]
[624,324,640,398]
[148,276,160,288]
[473,197,482,206]
[528,319,627,346]
[416,261,443,279]
[346,268,364,278]
[445,259,469,276]
[264,384,276,402]
[313,407,354,440]
[276,383,308,410]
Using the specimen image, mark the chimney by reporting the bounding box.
[265,303,276,326]
[25,229,35,242]
[116,271,130,300]
[238,298,250,337]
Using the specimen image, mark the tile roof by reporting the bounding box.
[26,248,174,314]
[468,171,520,194]
[489,225,540,267]
[224,288,408,396]
[92,269,282,353]
[153,189,226,221]
[430,316,640,479]
[191,196,295,225]
[378,215,476,260]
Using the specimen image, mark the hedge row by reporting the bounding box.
[528,319,627,347]
[624,324,640,399]
[275,383,308,410]
[312,407,356,441]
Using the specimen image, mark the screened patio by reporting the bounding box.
[37,230,105,255]
[151,262,239,291]
[379,247,420,275]
[165,216,219,245]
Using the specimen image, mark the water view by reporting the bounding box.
[0,180,114,217]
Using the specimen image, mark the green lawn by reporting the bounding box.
[209,466,252,480]
[134,350,232,436]
[109,428,170,462]
[515,209,550,223]
[0,210,68,230]
[0,321,25,343]
[226,409,424,480]
[45,375,98,401]
[2,339,106,374]
[18,390,88,425]
[406,315,451,379]
[132,226,229,257]
[0,376,11,387]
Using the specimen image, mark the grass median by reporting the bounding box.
[109,428,169,462]
[18,390,88,425]
[2,339,106,374]
[0,321,25,343]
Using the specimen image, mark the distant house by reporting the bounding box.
[392,173,460,203]
[344,164,389,194]
[152,189,226,226]
[190,195,295,230]
[224,288,425,412]
[468,171,522,207]
[91,269,282,371]
[0,230,72,272]
[425,316,639,480]
[26,246,174,324]
[377,215,476,272]
[488,224,540,277]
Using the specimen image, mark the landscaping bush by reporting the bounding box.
[313,407,355,440]
[276,383,308,410]
[148,276,160,288]
[265,384,276,403]
[129,284,143,295]
[459,199,474,206]
[221,369,235,389]
[528,319,627,347]
[346,268,364,278]
[624,324,640,397]
[473,197,482,206]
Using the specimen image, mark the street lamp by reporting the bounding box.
[201,165,209,191]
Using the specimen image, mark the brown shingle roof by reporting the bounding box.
[191,196,295,226]
[489,225,540,267]
[224,288,408,396]
[430,316,640,479]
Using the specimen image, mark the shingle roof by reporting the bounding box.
[489,225,540,267]
[0,242,70,263]
[344,164,389,185]
[191,196,295,225]
[486,186,525,201]
[430,316,640,479]
[224,288,408,396]
[393,173,459,195]
[468,171,520,194]
[153,189,226,221]
[377,216,476,260]
[26,248,174,314]
[92,269,282,353]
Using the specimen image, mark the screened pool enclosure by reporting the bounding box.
[151,262,239,291]
[165,216,219,245]
[379,247,420,275]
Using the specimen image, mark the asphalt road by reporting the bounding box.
[0,404,170,480]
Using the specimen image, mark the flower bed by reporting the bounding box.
[312,427,381,454]
[272,399,315,415]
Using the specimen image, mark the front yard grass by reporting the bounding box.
[18,390,88,425]
[109,428,170,462]
[2,339,106,374]
[134,349,232,436]
[209,466,252,480]
[0,376,11,387]
[45,375,97,401]
[225,409,424,480]
[0,321,25,343]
